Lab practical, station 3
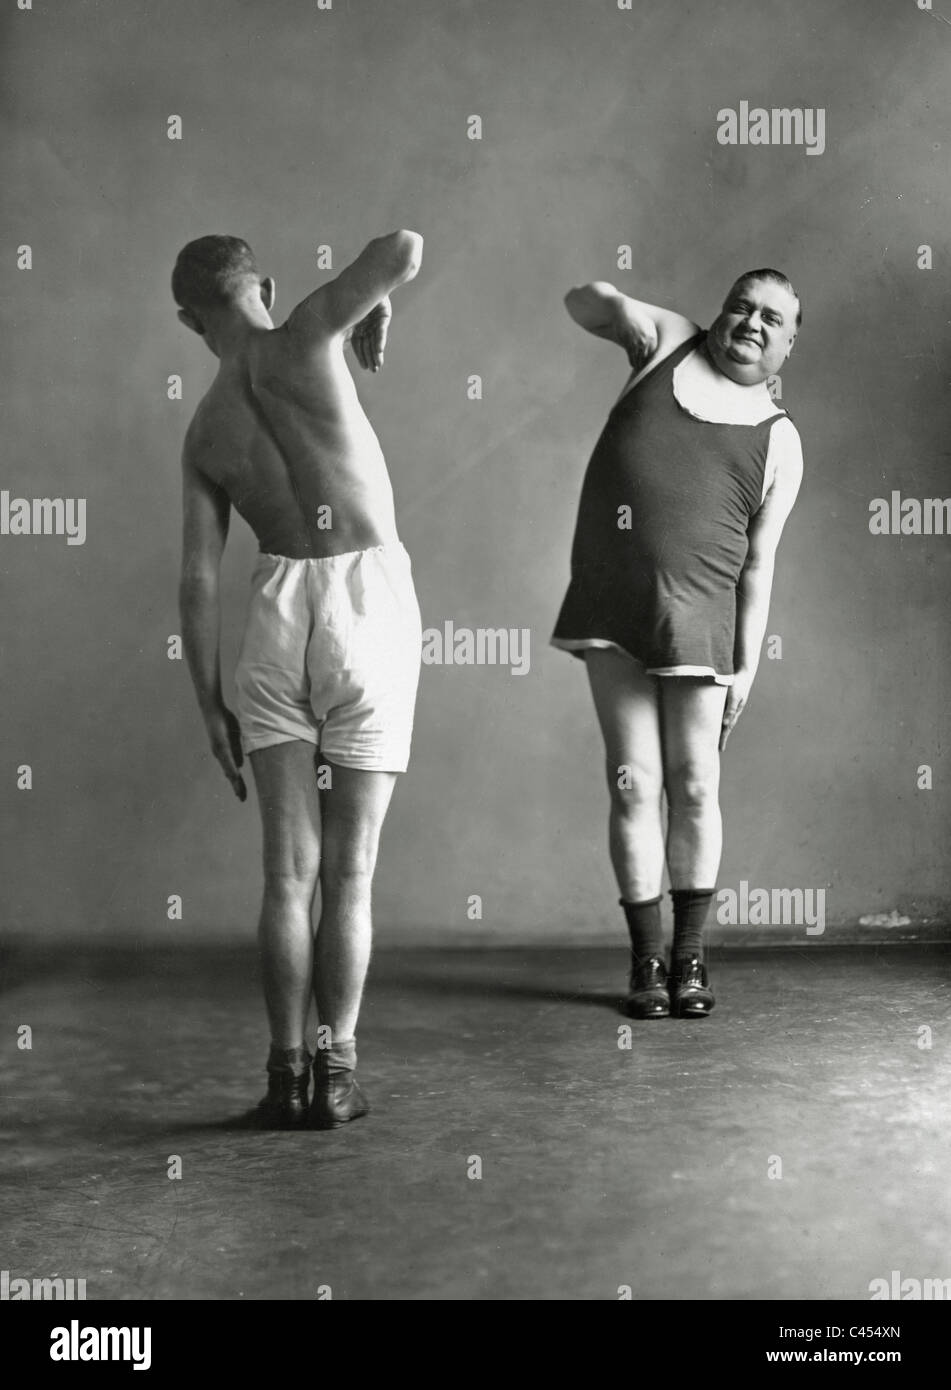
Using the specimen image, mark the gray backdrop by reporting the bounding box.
[2,0,948,942]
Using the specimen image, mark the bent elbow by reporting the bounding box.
[565,281,616,321]
[564,286,590,318]
[390,229,424,281]
[179,569,219,608]
[738,557,775,594]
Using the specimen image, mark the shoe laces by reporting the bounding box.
[678,956,705,986]
[631,955,667,987]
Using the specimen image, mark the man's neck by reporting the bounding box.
[699,339,770,397]
[211,315,273,362]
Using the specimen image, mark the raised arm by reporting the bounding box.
[287,230,424,353]
[721,421,804,749]
[564,281,698,371]
[179,448,246,801]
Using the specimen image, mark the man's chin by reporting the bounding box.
[714,355,764,386]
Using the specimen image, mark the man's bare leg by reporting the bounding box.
[585,648,670,1017]
[659,678,727,888]
[659,678,728,1015]
[310,760,397,1127]
[585,647,665,900]
[249,740,322,1123]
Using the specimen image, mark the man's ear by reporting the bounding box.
[260,277,276,312]
[177,308,204,337]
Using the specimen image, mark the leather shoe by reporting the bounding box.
[669,956,715,1018]
[624,954,670,1019]
[255,1068,310,1129]
[309,1064,370,1130]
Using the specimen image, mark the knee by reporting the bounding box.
[320,844,376,894]
[262,857,320,905]
[608,763,663,818]
[667,763,719,812]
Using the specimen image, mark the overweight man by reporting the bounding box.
[552,268,804,1018]
[174,229,424,1127]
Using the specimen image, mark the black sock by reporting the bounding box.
[267,1044,312,1078]
[619,896,664,966]
[670,888,715,966]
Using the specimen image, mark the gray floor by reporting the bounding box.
[2,944,950,1301]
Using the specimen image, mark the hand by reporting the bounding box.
[617,310,658,372]
[203,705,248,801]
[350,296,392,372]
[719,670,754,752]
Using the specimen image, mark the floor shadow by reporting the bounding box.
[373,973,624,1010]
[91,1113,359,1146]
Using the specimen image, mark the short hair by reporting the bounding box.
[171,235,259,313]
[729,267,802,329]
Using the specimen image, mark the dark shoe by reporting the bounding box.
[308,1065,370,1131]
[624,955,670,1019]
[255,1068,310,1129]
[670,956,715,1018]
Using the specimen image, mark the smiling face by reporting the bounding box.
[706,276,800,386]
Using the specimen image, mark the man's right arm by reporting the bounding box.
[179,446,247,802]
[564,281,698,370]
[287,230,423,352]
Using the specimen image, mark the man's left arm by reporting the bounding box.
[179,451,247,801]
[721,421,804,750]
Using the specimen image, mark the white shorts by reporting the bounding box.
[234,543,422,772]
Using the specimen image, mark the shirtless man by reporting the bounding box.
[173,230,424,1127]
[552,270,804,1017]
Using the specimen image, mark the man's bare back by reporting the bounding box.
[184,326,398,560]
[181,230,423,562]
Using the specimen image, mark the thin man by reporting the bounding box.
[174,229,424,1127]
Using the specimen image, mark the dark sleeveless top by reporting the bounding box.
[551,332,788,678]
